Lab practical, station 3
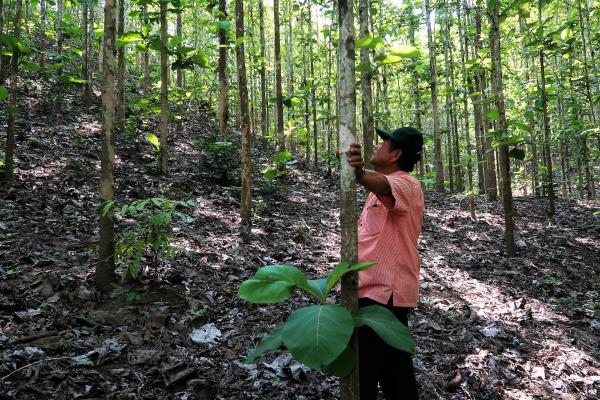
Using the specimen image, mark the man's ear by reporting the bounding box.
[391,148,402,163]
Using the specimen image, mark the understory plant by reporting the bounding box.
[102,197,194,280]
[238,262,414,377]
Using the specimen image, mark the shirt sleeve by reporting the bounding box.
[376,174,415,213]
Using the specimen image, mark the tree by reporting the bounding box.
[274,0,285,151]
[537,0,555,214]
[117,0,126,128]
[3,0,22,185]
[358,0,374,170]
[236,0,251,239]
[338,0,359,396]
[97,0,117,292]
[489,0,516,256]
[258,0,267,139]
[83,0,92,105]
[159,0,169,175]
[217,0,228,137]
[425,0,444,191]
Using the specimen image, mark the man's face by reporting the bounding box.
[370,139,401,168]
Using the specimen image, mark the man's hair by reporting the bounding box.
[389,136,423,172]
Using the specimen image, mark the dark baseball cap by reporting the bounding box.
[375,126,423,159]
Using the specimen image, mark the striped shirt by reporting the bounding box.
[357,170,424,307]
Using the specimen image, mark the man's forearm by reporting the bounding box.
[357,169,392,196]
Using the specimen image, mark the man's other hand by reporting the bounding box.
[347,143,364,176]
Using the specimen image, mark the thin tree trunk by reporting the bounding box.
[3,0,21,185]
[490,0,515,256]
[116,0,125,129]
[274,0,285,151]
[309,4,318,165]
[425,0,444,191]
[83,1,92,105]
[236,0,252,239]
[97,0,117,292]
[338,0,359,396]
[176,10,183,136]
[359,0,374,170]
[258,0,267,139]
[56,0,63,75]
[143,5,149,96]
[217,0,228,137]
[39,0,46,70]
[159,1,169,176]
[538,0,555,215]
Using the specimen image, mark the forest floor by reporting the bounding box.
[1,81,599,400]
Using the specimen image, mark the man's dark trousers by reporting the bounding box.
[358,297,418,400]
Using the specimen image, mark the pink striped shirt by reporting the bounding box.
[357,170,424,307]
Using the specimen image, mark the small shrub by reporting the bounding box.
[196,139,241,183]
[102,198,194,281]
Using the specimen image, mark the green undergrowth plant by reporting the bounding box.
[262,150,295,182]
[196,139,240,183]
[102,198,194,281]
[238,263,414,377]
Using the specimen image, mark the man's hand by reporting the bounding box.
[344,143,365,178]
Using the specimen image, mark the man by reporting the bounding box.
[346,126,424,399]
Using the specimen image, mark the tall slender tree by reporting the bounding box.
[116,0,126,129]
[425,0,444,191]
[97,0,117,292]
[274,0,285,151]
[159,0,169,175]
[359,0,374,170]
[3,0,22,185]
[236,0,252,238]
[490,0,516,256]
[338,0,359,396]
[217,0,228,137]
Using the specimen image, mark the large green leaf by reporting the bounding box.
[325,262,375,296]
[306,278,327,301]
[0,85,8,101]
[485,108,500,121]
[254,265,308,288]
[117,31,144,48]
[389,44,421,58]
[353,305,414,354]
[146,134,160,151]
[324,345,356,377]
[238,265,309,304]
[356,34,373,49]
[245,324,284,363]
[238,279,295,304]
[282,304,354,369]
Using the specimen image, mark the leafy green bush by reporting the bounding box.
[102,198,194,281]
[239,262,414,377]
[196,139,241,183]
[262,150,294,182]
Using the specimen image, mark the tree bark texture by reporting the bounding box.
[359,0,374,170]
[97,0,117,292]
[159,1,169,176]
[425,0,444,191]
[218,0,228,137]
[338,0,359,397]
[274,0,285,151]
[3,0,21,185]
[236,0,252,239]
[116,0,126,129]
[490,0,516,257]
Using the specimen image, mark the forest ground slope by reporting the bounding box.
[0,83,599,399]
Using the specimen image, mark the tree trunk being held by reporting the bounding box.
[338,0,359,397]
